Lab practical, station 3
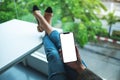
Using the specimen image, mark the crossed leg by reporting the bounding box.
[33,9,53,35]
[43,35,67,80]
[33,7,67,80]
[37,7,53,32]
[33,7,87,80]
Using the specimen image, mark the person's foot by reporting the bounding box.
[37,7,53,32]
[33,5,53,32]
[44,7,53,24]
[33,5,44,32]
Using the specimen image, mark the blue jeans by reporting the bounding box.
[43,30,86,80]
[43,31,67,80]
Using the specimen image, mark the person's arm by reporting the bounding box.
[60,46,102,80]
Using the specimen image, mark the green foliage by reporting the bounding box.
[96,29,120,41]
[111,36,120,41]
[0,0,16,23]
[102,11,120,37]
[96,28,108,37]
[63,22,88,47]
[0,0,29,23]
[102,11,119,25]
[19,13,36,23]
[111,30,120,41]
[112,30,120,37]
[60,0,106,47]
[0,0,106,47]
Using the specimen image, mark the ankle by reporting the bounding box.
[44,13,53,24]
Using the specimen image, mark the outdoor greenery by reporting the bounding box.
[0,0,112,47]
[102,11,120,37]
[0,0,16,23]
[96,28,108,37]
[111,30,120,41]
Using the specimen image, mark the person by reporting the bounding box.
[33,5,102,80]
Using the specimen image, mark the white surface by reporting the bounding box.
[31,52,47,63]
[27,51,48,75]
[60,32,77,63]
[0,19,43,73]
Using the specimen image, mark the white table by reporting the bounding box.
[0,19,44,74]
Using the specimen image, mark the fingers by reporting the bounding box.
[75,46,80,59]
[59,49,63,61]
[59,45,82,63]
[75,45,82,64]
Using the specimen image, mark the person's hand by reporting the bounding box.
[59,46,86,73]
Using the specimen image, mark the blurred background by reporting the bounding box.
[0,0,120,47]
[0,0,120,80]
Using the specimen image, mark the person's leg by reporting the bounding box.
[48,30,61,50]
[33,9,53,35]
[33,5,61,49]
[33,8,87,79]
[44,7,53,24]
[37,7,53,32]
[43,35,67,80]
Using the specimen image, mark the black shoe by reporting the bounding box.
[45,7,53,13]
[32,5,39,24]
[33,5,39,12]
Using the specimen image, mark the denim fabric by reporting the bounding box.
[43,30,86,80]
[48,30,87,67]
[43,34,67,80]
[49,30,61,50]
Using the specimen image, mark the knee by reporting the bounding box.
[46,49,60,61]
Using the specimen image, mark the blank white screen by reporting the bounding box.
[60,32,77,63]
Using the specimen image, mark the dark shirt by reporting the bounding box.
[77,68,102,80]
